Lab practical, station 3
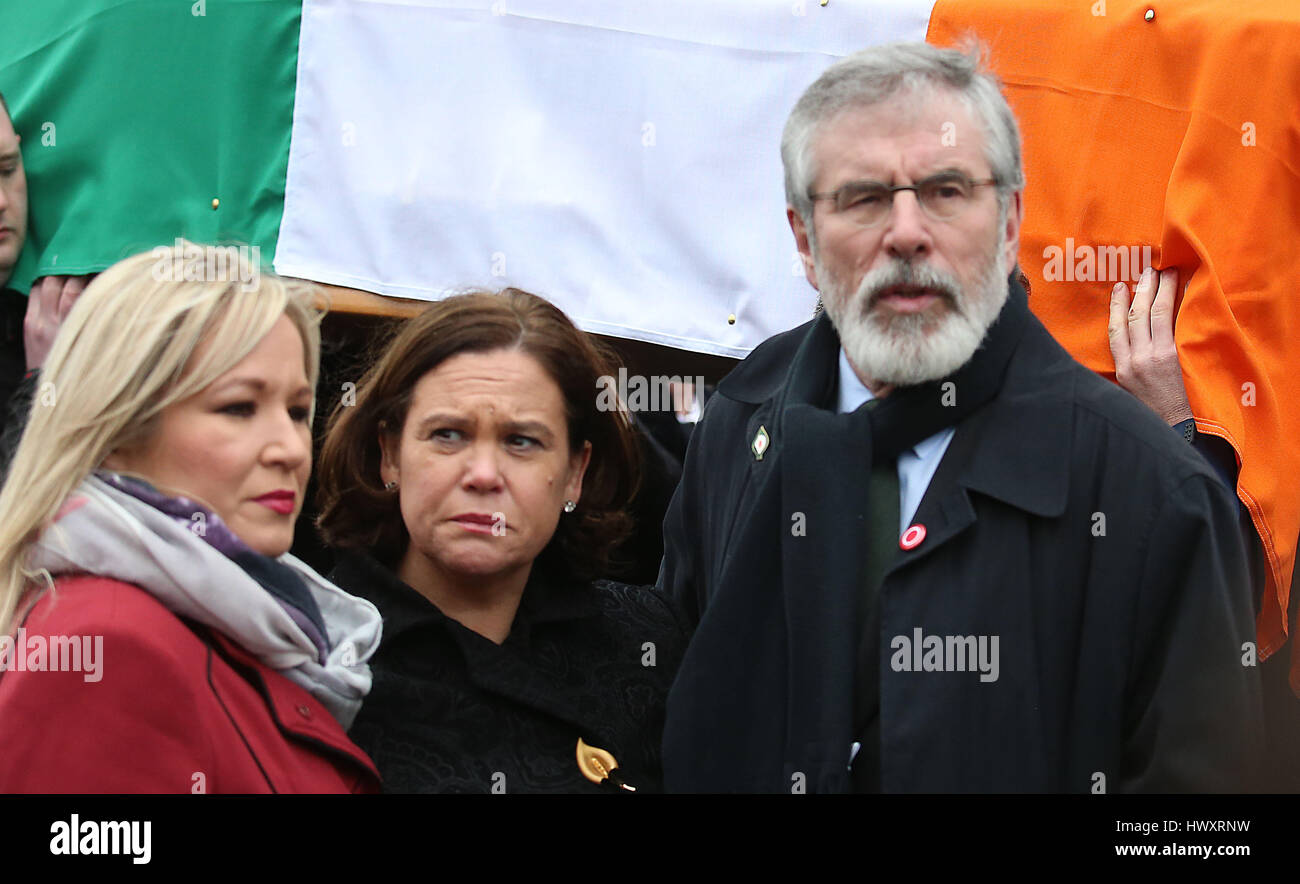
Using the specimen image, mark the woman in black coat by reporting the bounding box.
[315,289,687,793]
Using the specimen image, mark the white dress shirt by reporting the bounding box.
[835,349,955,536]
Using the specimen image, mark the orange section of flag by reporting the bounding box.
[929,0,1300,680]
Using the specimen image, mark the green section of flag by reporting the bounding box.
[0,0,300,291]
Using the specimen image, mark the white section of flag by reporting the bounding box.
[277,0,934,356]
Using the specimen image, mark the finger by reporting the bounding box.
[24,277,58,344]
[56,275,89,320]
[1107,281,1133,371]
[1126,266,1158,361]
[1149,267,1177,351]
[27,276,58,323]
[22,277,62,372]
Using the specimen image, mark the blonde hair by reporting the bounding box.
[0,241,324,637]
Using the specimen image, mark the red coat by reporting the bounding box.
[0,575,380,793]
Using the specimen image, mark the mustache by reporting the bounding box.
[858,260,963,314]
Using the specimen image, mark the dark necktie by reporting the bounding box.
[851,397,900,792]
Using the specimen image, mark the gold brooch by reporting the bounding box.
[576,737,636,791]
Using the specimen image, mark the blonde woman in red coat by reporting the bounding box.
[0,242,382,793]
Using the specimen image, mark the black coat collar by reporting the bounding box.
[720,273,1071,520]
[328,552,601,647]
[332,551,624,759]
[1,287,26,346]
[955,336,1073,520]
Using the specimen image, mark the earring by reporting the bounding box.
[563,500,576,513]
[384,481,397,491]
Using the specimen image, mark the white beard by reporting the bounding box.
[817,240,1009,387]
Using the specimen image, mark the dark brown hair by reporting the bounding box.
[316,288,640,581]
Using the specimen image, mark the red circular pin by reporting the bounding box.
[900,524,926,550]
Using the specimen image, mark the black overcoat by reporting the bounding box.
[659,280,1263,793]
[334,553,688,793]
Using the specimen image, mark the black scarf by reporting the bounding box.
[664,273,1031,793]
[778,273,1030,463]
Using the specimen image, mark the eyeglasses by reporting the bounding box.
[809,172,999,226]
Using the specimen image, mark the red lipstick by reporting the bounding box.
[255,490,296,515]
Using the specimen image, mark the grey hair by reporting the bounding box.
[781,41,1024,241]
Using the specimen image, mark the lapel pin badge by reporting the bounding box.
[577,737,636,792]
[751,425,770,461]
[900,523,926,550]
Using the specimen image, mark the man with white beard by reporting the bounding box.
[657,42,1262,793]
